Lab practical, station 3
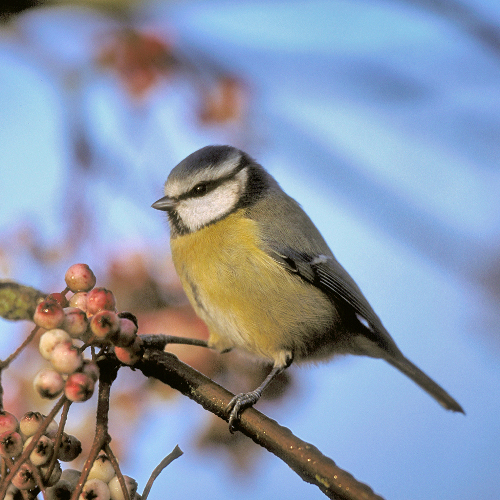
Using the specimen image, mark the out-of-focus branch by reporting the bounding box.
[135,347,384,500]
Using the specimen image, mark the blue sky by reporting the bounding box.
[1,1,500,499]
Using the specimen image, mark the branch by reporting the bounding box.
[135,349,384,500]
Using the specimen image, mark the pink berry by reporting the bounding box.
[57,434,82,462]
[90,310,120,341]
[50,341,83,374]
[86,287,116,316]
[64,372,95,402]
[11,463,36,490]
[69,292,88,313]
[34,297,65,330]
[33,368,65,399]
[113,317,138,347]
[0,411,19,435]
[62,307,89,339]
[48,293,69,308]
[65,264,96,293]
[0,431,23,458]
[114,336,143,366]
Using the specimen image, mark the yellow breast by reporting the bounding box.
[170,210,333,363]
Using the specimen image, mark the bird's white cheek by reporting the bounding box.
[176,182,242,232]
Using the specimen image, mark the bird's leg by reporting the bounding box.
[227,354,293,433]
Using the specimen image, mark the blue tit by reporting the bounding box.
[152,145,464,430]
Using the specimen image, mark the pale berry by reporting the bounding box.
[57,434,82,462]
[11,463,36,490]
[0,411,19,435]
[24,434,54,466]
[0,431,23,458]
[33,368,65,399]
[62,307,89,339]
[50,341,83,374]
[86,287,116,316]
[88,453,115,483]
[108,475,138,500]
[114,336,143,366]
[65,264,96,293]
[79,478,110,500]
[34,297,65,330]
[20,411,44,437]
[64,372,95,402]
[90,310,120,341]
[69,292,88,313]
[39,329,71,360]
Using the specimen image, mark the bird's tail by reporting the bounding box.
[385,354,465,414]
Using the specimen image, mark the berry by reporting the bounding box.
[33,368,65,399]
[57,434,82,462]
[113,317,138,347]
[108,475,138,500]
[90,310,120,342]
[0,411,19,435]
[34,297,65,330]
[114,336,143,366]
[88,454,115,483]
[24,434,54,466]
[64,372,95,402]
[60,468,82,488]
[81,360,100,382]
[86,287,116,316]
[11,463,36,490]
[65,264,96,293]
[45,478,71,499]
[0,431,23,458]
[62,307,89,339]
[79,478,110,500]
[50,341,83,374]
[20,411,44,437]
[69,292,88,313]
[39,329,71,360]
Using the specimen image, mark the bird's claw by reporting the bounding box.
[227,390,261,433]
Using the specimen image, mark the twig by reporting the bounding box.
[141,445,183,500]
[70,357,119,500]
[104,443,130,500]
[135,350,384,500]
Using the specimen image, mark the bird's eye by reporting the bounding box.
[192,183,208,196]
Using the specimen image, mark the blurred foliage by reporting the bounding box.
[0,281,45,320]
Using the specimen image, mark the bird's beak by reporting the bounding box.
[152,195,175,211]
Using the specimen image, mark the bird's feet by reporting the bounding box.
[227,389,262,433]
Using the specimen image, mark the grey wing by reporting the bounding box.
[270,246,401,355]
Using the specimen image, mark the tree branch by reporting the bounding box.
[135,349,384,500]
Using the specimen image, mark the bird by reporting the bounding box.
[152,145,464,431]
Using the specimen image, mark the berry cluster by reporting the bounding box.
[33,264,143,402]
[0,410,81,496]
[0,409,138,500]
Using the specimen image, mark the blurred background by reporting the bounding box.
[1,0,499,499]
